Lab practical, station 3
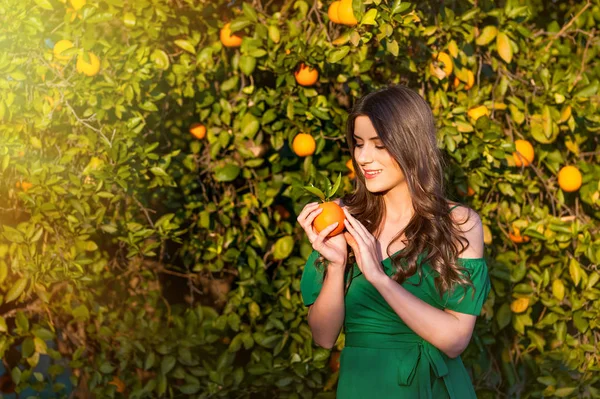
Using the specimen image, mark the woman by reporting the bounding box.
[297,85,490,398]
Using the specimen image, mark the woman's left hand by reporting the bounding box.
[342,208,388,284]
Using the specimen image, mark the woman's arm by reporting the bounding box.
[307,262,346,349]
[371,208,485,358]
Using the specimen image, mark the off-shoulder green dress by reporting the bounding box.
[300,244,490,398]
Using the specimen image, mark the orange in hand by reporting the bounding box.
[313,202,345,237]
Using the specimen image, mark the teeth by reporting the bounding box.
[365,170,382,175]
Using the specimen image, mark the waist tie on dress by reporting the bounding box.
[345,332,457,399]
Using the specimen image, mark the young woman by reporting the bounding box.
[297,85,490,398]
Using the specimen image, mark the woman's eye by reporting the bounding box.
[355,144,385,150]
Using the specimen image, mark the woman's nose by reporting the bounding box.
[355,146,373,164]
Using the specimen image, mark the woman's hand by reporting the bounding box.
[297,202,348,268]
[342,207,387,283]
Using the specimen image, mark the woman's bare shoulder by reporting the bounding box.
[447,203,484,258]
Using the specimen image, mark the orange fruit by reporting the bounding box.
[292,133,316,157]
[69,0,86,10]
[513,139,534,167]
[15,181,33,192]
[337,0,358,26]
[508,227,530,244]
[53,40,74,61]
[189,123,207,139]
[457,185,475,197]
[329,351,341,372]
[453,69,475,90]
[108,376,125,393]
[295,63,319,86]
[76,52,100,76]
[346,159,355,179]
[558,165,582,192]
[313,202,345,237]
[328,1,342,23]
[429,52,453,79]
[220,23,243,48]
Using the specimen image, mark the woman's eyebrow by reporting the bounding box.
[353,134,381,141]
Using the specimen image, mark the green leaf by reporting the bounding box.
[302,186,325,201]
[34,0,53,10]
[6,278,28,303]
[144,351,155,370]
[330,173,342,198]
[150,166,169,177]
[72,305,89,320]
[214,164,241,182]
[161,355,176,375]
[327,47,350,64]
[3,225,24,243]
[554,387,577,397]
[387,39,399,57]
[151,49,170,70]
[174,39,196,54]
[475,26,497,46]
[242,113,260,138]
[242,2,258,22]
[390,0,411,15]
[361,9,378,25]
[273,236,294,260]
[9,71,26,81]
[239,55,256,76]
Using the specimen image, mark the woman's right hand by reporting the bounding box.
[297,202,348,268]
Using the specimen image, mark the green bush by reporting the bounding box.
[0,0,599,397]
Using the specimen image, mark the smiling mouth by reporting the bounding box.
[364,170,382,176]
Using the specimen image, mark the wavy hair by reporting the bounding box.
[316,85,474,298]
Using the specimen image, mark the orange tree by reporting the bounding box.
[0,0,599,397]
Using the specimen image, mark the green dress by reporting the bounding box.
[300,247,491,398]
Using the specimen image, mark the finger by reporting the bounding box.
[313,222,340,250]
[343,208,371,239]
[298,206,323,242]
[296,202,321,224]
[343,211,369,248]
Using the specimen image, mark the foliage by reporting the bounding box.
[0,0,599,397]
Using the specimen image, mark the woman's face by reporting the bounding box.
[353,115,406,192]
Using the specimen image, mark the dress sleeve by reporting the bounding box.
[300,250,324,307]
[442,257,491,316]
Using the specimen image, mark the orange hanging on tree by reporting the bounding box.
[295,63,319,86]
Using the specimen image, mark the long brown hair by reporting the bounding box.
[317,85,474,297]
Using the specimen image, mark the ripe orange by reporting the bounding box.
[189,123,207,139]
[76,52,100,76]
[313,202,345,237]
[429,52,453,79]
[457,185,475,197]
[292,133,316,157]
[337,0,358,26]
[108,376,125,393]
[70,0,86,10]
[558,165,582,192]
[513,139,534,167]
[328,1,342,23]
[508,227,530,244]
[346,159,355,179]
[15,181,33,192]
[220,23,243,48]
[453,69,475,90]
[295,63,319,86]
[53,40,74,61]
